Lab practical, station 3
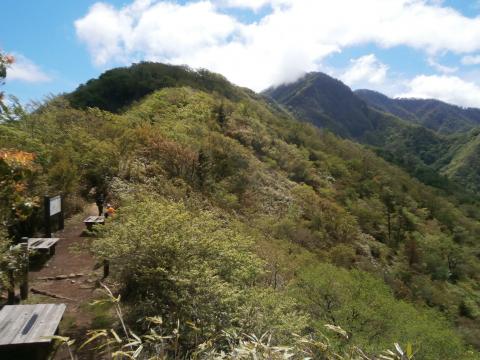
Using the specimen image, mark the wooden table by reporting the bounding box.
[83,215,105,231]
[0,304,66,360]
[28,238,60,256]
[11,238,60,256]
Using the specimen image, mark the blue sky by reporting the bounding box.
[1,0,127,102]
[3,0,480,107]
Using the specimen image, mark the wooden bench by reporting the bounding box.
[28,238,60,256]
[11,238,60,257]
[83,215,105,231]
[0,303,66,360]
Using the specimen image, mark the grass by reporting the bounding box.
[60,314,77,333]
[80,296,116,329]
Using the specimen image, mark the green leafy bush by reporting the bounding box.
[294,264,469,359]
[92,197,305,348]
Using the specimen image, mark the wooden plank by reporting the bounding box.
[0,306,17,343]
[0,302,12,324]
[40,241,54,249]
[40,304,65,340]
[29,238,59,250]
[7,305,35,344]
[18,304,49,344]
[9,304,47,345]
[0,304,66,346]
[28,238,59,246]
[0,305,36,345]
[20,304,63,344]
[84,216,104,223]
[8,304,65,345]
[20,303,55,344]
[11,238,60,254]
[28,238,58,242]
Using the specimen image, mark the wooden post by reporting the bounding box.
[7,268,15,305]
[59,195,64,230]
[19,240,29,300]
[103,259,110,279]
[44,195,51,238]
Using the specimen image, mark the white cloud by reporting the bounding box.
[219,0,271,10]
[397,75,480,108]
[216,0,292,10]
[76,1,242,64]
[341,54,388,87]
[75,0,480,92]
[427,58,458,74]
[7,54,51,83]
[461,54,480,65]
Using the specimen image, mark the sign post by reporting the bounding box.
[44,195,51,238]
[59,196,65,230]
[44,195,64,237]
[7,268,15,305]
[19,238,29,301]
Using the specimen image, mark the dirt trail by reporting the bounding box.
[28,203,105,358]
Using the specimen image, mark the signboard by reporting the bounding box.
[44,194,64,237]
[49,195,61,216]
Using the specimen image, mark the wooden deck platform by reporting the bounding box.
[0,304,66,346]
[0,304,66,359]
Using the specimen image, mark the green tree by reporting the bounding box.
[294,264,468,359]
[92,197,305,349]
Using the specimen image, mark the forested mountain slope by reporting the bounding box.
[263,72,373,138]
[441,128,480,191]
[265,72,480,195]
[356,89,480,134]
[67,62,256,113]
[2,63,480,358]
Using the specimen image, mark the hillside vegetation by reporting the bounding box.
[1,63,480,358]
[356,89,480,134]
[265,72,480,196]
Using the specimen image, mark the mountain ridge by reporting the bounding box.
[264,72,373,138]
[3,62,480,356]
[355,88,480,134]
[264,71,480,195]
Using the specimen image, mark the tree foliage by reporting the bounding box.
[1,63,480,357]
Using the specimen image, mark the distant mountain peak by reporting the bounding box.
[264,71,372,138]
[355,89,480,134]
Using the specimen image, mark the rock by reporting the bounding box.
[76,273,84,277]
[55,275,68,280]
[70,280,76,284]
[37,277,49,281]
[86,278,95,283]
[68,273,76,278]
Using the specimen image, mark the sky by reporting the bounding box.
[3,0,480,108]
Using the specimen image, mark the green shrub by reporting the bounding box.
[293,263,468,359]
[92,196,306,349]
